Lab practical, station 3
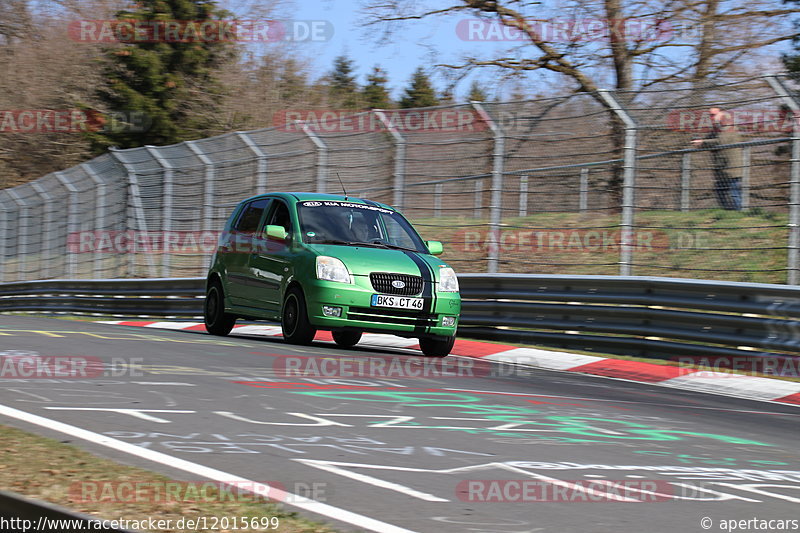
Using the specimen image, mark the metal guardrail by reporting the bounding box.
[0,489,138,532]
[1,275,799,360]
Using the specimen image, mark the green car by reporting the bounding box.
[204,192,461,357]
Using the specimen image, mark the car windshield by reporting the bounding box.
[297,200,427,253]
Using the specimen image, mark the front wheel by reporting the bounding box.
[282,287,317,345]
[332,330,362,348]
[419,335,455,357]
[204,281,236,336]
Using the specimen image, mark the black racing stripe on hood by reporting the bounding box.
[403,251,435,336]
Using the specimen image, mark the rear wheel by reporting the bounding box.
[204,280,236,336]
[419,335,455,357]
[332,330,362,348]
[282,287,317,345]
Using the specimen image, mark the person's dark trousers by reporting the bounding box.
[713,171,742,210]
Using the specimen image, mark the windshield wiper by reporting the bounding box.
[312,239,420,252]
[371,241,420,252]
[313,239,387,248]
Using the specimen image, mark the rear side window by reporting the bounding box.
[233,199,269,234]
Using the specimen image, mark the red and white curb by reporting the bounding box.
[100,320,800,407]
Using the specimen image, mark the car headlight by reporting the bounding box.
[316,256,351,283]
[438,267,459,292]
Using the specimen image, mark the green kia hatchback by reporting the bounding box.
[204,193,461,356]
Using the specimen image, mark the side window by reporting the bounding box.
[233,199,269,234]
[266,201,292,235]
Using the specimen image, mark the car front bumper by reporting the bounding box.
[303,278,460,338]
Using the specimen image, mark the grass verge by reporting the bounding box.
[0,424,334,532]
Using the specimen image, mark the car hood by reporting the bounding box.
[306,244,446,278]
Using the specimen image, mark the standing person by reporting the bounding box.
[691,107,743,210]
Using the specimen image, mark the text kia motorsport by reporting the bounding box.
[204,193,461,357]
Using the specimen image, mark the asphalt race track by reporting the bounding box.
[1,315,799,533]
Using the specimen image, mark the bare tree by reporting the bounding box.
[361,0,800,203]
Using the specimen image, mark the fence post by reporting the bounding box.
[146,146,173,278]
[598,90,637,276]
[30,182,54,280]
[579,168,588,213]
[519,175,529,217]
[473,178,483,219]
[299,121,328,194]
[185,141,215,232]
[5,190,29,280]
[237,132,269,194]
[741,146,751,210]
[472,102,504,274]
[681,153,691,212]
[766,76,800,285]
[54,173,79,279]
[374,110,406,209]
[434,183,443,218]
[81,164,108,278]
[0,197,7,282]
[109,150,158,278]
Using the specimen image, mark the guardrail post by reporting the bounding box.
[109,150,158,278]
[5,190,29,280]
[81,164,108,278]
[598,90,637,276]
[299,121,328,194]
[54,173,79,279]
[472,102,505,273]
[374,110,406,209]
[766,76,800,284]
[184,141,215,232]
[681,153,691,212]
[146,146,173,278]
[30,182,55,279]
[579,168,588,213]
[237,132,269,194]
[519,175,529,217]
[741,146,751,210]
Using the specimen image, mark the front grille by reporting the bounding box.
[370,272,423,295]
[348,306,436,327]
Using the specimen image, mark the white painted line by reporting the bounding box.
[142,321,199,329]
[0,404,418,533]
[483,347,605,370]
[231,325,284,336]
[130,382,197,386]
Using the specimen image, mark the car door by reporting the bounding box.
[245,198,294,314]
[224,197,270,306]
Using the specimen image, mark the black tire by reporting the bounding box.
[419,335,455,357]
[204,280,236,336]
[332,330,362,348]
[282,287,317,345]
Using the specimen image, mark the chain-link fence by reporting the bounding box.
[1,75,799,284]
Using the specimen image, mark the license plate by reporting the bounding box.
[371,294,424,310]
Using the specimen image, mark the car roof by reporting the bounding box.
[241,192,395,211]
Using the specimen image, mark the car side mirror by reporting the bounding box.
[426,240,443,255]
[265,225,288,240]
